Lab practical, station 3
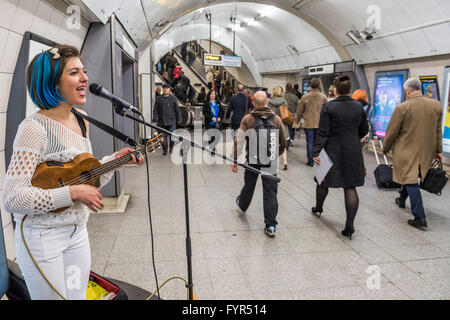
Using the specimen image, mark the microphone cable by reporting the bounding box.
[140,112,161,300]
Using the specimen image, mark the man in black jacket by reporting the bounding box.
[153,84,182,155]
[226,84,254,131]
[171,71,191,103]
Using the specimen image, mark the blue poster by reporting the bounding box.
[373,71,408,138]
[0,218,8,297]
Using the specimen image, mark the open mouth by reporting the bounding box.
[76,86,86,97]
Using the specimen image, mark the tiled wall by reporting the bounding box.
[0,0,88,261]
[261,73,303,93]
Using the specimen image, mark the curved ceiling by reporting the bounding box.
[80,0,450,75]
[153,2,341,82]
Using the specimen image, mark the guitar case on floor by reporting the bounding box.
[5,259,157,300]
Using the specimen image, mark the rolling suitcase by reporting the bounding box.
[372,140,401,190]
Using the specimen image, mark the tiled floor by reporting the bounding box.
[87,132,450,300]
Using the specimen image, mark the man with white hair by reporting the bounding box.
[383,78,443,230]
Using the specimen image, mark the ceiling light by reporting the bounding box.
[158,22,173,37]
[346,31,361,45]
[254,13,264,21]
[287,45,299,55]
[359,28,375,40]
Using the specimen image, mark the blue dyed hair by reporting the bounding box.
[27,45,81,109]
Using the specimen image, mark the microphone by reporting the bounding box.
[89,83,141,114]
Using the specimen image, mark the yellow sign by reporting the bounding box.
[205,55,222,61]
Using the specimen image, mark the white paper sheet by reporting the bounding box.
[315,149,333,185]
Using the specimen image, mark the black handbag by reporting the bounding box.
[420,160,448,196]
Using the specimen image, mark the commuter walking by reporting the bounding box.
[294,78,328,167]
[383,78,443,230]
[165,51,177,82]
[205,65,214,90]
[294,84,303,100]
[311,75,369,240]
[153,84,181,155]
[203,90,224,153]
[284,83,299,149]
[232,91,286,237]
[327,85,336,102]
[214,70,223,99]
[197,87,207,104]
[181,42,188,63]
[268,86,289,170]
[226,84,254,131]
[352,89,376,144]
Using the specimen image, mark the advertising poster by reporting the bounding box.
[302,79,311,94]
[420,76,440,101]
[443,76,450,156]
[373,70,408,138]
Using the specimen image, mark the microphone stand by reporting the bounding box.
[112,104,280,300]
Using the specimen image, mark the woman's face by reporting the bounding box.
[58,57,88,106]
[210,91,216,100]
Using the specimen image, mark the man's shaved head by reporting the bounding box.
[238,84,245,92]
[254,91,267,107]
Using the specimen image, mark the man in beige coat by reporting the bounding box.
[294,78,328,166]
[383,78,443,230]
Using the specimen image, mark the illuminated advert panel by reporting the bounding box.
[442,67,450,157]
[373,70,408,138]
[204,54,242,68]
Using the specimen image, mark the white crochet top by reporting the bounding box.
[2,112,116,227]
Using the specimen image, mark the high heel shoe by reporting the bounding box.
[341,227,355,240]
[311,207,323,218]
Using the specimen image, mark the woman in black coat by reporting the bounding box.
[311,75,369,239]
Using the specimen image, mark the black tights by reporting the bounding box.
[315,185,359,230]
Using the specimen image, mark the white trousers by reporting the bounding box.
[15,224,91,300]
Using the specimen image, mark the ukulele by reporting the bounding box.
[31,134,164,213]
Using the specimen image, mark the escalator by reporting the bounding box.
[171,43,231,127]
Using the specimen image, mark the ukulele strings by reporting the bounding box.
[62,147,145,186]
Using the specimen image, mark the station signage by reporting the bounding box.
[204,54,242,68]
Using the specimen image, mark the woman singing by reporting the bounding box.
[2,45,144,299]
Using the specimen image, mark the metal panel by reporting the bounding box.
[81,22,117,197]
[0,216,7,297]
